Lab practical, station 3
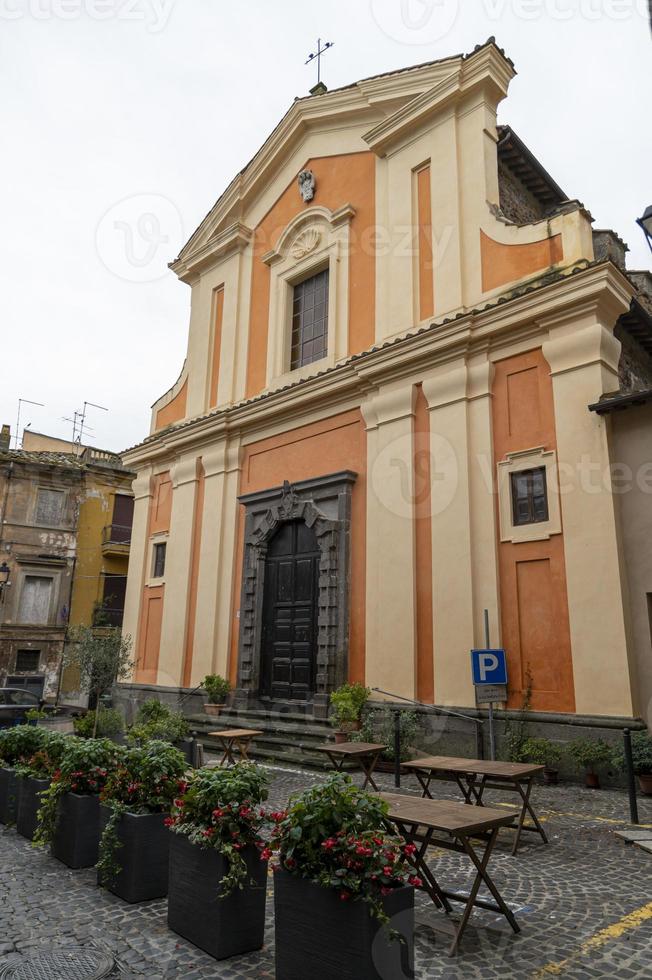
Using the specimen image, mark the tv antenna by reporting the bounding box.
[14,398,45,449]
[65,400,107,453]
[305,38,334,87]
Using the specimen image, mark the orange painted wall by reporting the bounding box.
[413,385,434,702]
[481,230,563,294]
[135,471,172,683]
[209,287,225,409]
[246,152,376,398]
[182,460,205,688]
[416,167,434,321]
[156,379,188,431]
[492,349,575,712]
[229,409,367,687]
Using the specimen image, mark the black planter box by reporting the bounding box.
[274,870,414,980]
[16,776,50,841]
[99,806,170,903]
[0,766,18,825]
[168,834,267,959]
[51,793,101,869]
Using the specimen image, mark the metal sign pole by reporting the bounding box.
[484,609,496,761]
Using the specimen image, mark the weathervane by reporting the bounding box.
[305,38,334,87]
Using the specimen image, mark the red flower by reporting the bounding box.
[408,876,423,888]
[383,866,393,877]
[339,891,351,901]
[403,843,417,856]
[163,817,175,827]
[202,828,214,838]
[260,848,272,861]
[381,886,392,897]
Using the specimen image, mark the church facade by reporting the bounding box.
[121,40,652,726]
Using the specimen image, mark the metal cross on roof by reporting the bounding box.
[305,38,334,86]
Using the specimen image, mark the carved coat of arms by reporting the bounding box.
[297,169,316,203]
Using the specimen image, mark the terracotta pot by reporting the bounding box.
[637,773,652,796]
[334,731,350,744]
[584,771,600,789]
[204,703,224,716]
[543,767,559,785]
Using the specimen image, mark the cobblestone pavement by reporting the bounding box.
[1,764,652,979]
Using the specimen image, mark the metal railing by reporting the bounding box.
[371,688,485,787]
[102,524,132,546]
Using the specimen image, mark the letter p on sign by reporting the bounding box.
[471,649,508,686]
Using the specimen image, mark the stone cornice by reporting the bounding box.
[170,221,252,283]
[122,262,630,470]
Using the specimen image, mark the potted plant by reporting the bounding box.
[167,763,270,959]
[127,699,192,763]
[329,683,370,743]
[0,725,47,824]
[63,625,133,738]
[15,732,69,840]
[568,737,613,789]
[270,773,415,980]
[202,675,231,716]
[613,730,652,795]
[34,737,123,868]
[73,707,125,741]
[521,736,563,785]
[97,740,187,903]
[353,707,420,769]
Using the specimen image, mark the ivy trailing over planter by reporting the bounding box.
[97,740,187,886]
[167,763,269,896]
[14,732,69,780]
[34,737,124,847]
[268,773,420,929]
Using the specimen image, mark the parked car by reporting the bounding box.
[0,688,49,728]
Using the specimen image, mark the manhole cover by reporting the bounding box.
[0,947,114,980]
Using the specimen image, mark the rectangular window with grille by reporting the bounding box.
[291,269,329,370]
[152,542,167,579]
[510,467,549,526]
[15,649,40,672]
[35,488,64,527]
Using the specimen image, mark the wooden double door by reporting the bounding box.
[261,520,320,702]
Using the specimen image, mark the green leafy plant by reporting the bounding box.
[127,699,189,745]
[520,737,563,769]
[329,683,371,730]
[203,675,231,704]
[73,707,124,739]
[34,737,124,847]
[503,666,533,762]
[0,725,49,768]
[24,708,49,722]
[568,738,613,775]
[167,763,269,895]
[268,773,420,928]
[612,731,652,776]
[353,706,421,762]
[63,626,133,738]
[14,732,69,780]
[97,740,188,886]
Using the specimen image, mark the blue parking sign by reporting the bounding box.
[471,649,508,686]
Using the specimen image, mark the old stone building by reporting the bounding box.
[0,431,134,700]
[120,40,652,734]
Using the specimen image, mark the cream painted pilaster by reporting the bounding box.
[191,438,242,686]
[121,467,152,673]
[423,364,476,707]
[542,298,634,717]
[157,455,199,688]
[362,384,417,699]
[467,356,501,648]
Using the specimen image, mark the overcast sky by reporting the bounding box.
[1,1,650,453]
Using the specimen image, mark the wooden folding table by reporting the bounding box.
[207,728,263,766]
[402,755,547,855]
[314,741,386,791]
[382,792,520,956]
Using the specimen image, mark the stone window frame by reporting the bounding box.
[146,533,169,586]
[262,203,355,391]
[497,446,561,543]
[235,470,357,717]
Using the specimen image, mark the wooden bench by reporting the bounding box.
[402,755,547,855]
[382,793,520,956]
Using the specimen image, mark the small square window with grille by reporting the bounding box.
[35,488,64,527]
[15,649,40,672]
[153,542,167,579]
[510,467,549,526]
[291,269,329,370]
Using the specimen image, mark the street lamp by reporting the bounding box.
[636,206,652,256]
